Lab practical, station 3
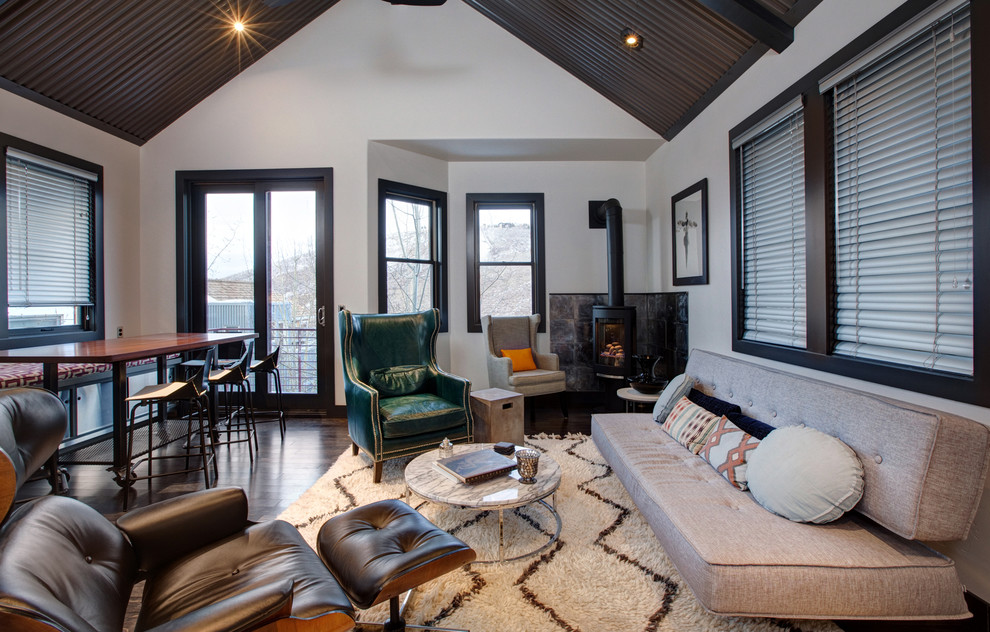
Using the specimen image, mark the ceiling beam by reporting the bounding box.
[693,0,793,52]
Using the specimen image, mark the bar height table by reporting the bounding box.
[0,332,256,488]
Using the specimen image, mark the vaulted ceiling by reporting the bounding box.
[0,0,821,146]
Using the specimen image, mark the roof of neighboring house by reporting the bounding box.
[207,279,253,302]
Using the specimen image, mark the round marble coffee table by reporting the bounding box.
[405,443,562,563]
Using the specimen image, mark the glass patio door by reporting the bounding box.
[186,173,332,412]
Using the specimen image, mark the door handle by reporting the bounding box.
[318,306,326,327]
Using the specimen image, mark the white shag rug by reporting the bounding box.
[278,434,841,632]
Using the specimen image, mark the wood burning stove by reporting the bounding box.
[593,305,636,377]
[592,199,636,377]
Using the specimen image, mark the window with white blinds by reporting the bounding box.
[738,106,807,348]
[829,3,973,375]
[5,148,97,326]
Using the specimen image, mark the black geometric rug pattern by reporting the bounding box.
[279,434,840,632]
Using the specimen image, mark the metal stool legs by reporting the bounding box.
[211,379,258,461]
[208,340,259,459]
[249,347,285,441]
[123,389,215,511]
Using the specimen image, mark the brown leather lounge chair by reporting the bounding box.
[0,387,475,632]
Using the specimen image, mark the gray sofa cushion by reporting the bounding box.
[685,350,990,542]
[593,413,971,620]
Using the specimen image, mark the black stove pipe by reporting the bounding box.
[599,198,624,307]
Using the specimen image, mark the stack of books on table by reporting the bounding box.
[435,449,516,484]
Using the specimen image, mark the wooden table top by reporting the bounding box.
[0,332,256,364]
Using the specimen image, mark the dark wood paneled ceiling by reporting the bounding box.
[0,0,342,144]
[0,0,821,146]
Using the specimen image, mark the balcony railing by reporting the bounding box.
[209,326,317,394]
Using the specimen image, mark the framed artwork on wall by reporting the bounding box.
[671,179,709,286]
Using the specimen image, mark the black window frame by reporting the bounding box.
[729,0,988,407]
[0,133,104,348]
[466,192,546,334]
[377,179,448,332]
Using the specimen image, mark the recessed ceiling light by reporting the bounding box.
[621,28,643,50]
[233,20,245,33]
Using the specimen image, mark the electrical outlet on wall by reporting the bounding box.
[117,327,123,338]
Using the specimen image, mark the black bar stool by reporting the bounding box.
[123,347,217,510]
[249,347,285,440]
[208,340,259,459]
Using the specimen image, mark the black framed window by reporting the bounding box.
[0,133,103,348]
[730,0,986,406]
[466,193,546,334]
[378,180,448,331]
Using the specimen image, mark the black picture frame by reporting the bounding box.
[671,179,709,286]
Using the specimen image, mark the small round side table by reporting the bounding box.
[617,387,662,412]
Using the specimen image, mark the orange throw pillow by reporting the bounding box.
[501,347,537,372]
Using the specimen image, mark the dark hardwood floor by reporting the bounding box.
[18,394,593,521]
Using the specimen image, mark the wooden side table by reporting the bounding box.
[470,388,524,445]
[617,387,662,413]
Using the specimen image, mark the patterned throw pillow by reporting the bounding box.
[699,417,761,490]
[662,396,722,454]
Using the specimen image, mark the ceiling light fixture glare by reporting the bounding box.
[621,28,643,49]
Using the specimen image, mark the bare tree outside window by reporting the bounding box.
[206,193,255,332]
[384,196,434,313]
[478,206,533,318]
[205,191,320,394]
[378,181,448,329]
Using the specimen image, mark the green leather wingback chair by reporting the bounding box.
[338,308,473,482]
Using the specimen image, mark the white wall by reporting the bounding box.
[646,0,990,602]
[447,160,648,388]
[139,0,658,401]
[0,90,142,340]
[367,141,451,364]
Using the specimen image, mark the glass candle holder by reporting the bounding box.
[515,449,540,484]
[438,437,454,459]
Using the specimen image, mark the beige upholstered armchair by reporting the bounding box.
[481,314,567,420]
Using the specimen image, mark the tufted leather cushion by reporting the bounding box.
[317,499,476,609]
[0,496,136,632]
[0,387,67,516]
[116,487,250,573]
[378,394,467,438]
[137,519,354,631]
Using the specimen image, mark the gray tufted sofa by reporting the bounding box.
[592,349,990,621]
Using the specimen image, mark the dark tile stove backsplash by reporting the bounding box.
[549,292,688,392]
